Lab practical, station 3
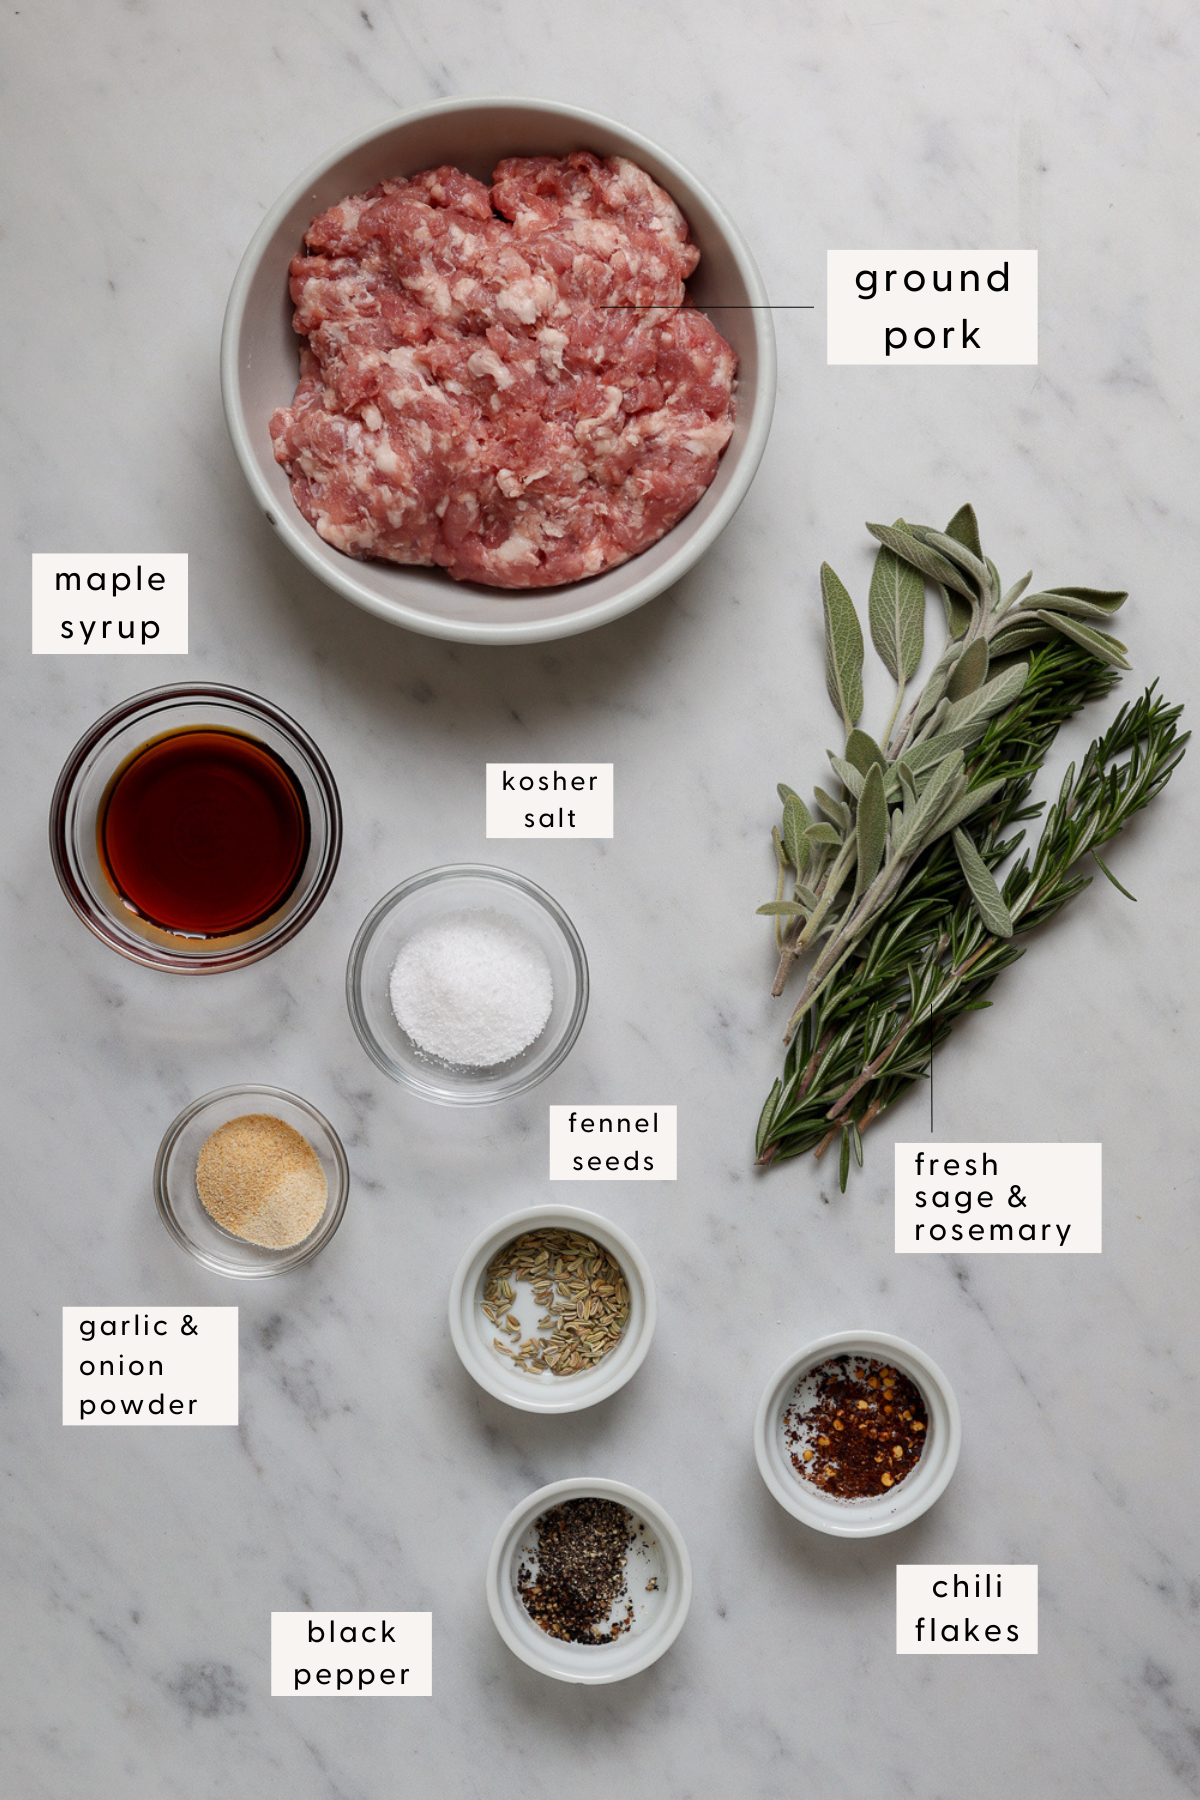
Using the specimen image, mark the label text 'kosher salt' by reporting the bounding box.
[486,763,613,837]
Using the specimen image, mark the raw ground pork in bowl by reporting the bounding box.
[222,99,776,644]
[270,153,736,590]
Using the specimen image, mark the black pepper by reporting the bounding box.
[517,1498,635,1644]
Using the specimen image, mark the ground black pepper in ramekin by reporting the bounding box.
[784,1356,928,1498]
[517,1497,634,1643]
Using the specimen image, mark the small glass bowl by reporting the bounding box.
[486,1477,692,1684]
[154,1084,350,1278]
[49,683,342,973]
[346,864,588,1105]
[448,1206,656,1414]
[754,1331,962,1538]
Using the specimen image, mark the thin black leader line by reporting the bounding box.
[595,303,814,310]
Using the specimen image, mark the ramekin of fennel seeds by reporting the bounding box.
[448,1207,656,1414]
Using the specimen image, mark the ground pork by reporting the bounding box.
[269,152,737,588]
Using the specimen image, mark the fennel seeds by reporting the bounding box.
[483,1228,629,1376]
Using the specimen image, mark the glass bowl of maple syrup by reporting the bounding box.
[50,683,342,973]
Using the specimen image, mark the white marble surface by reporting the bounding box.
[4,2,1200,1795]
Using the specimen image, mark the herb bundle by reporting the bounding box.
[755,506,1187,1187]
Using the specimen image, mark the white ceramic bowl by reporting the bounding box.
[487,1477,691,1683]
[449,1205,655,1413]
[754,1331,962,1538]
[221,96,776,644]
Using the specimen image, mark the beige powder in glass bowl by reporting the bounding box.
[196,1113,328,1249]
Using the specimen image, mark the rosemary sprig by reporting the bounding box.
[755,510,1187,1186]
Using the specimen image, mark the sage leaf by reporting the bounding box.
[943,502,983,562]
[828,752,865,799]
[756,900,809,918]
[903,721,990,775]
[1033,610,1131,670]
[910,640,960,732]
[813,788,851,832]
[897,761,918,809]
[935,578,973,640]
[854,763,887,895]
[1000,572,1032,612]
[806,821,844,846]
[844,728,889,775]
[988,623,1055,656]
[946,637,990,700]
[868,531,924,684]
[867,521,977,601]
[952,828,1014,937]
[777,782,802,806]
[985,557,1004,605]
[924,777,1009,844]
[821,562,865,729]
[782,795,813,873]
[921,528,990,594]
[942,661,1029,735]
[1038,585,1127,616]
[893,750,964,855]
[1024,589,1129,621]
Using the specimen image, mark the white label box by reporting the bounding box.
[62,1307,237,1425]
[894,1142,1101,1253]
[897,1565,1038,1654]
[549,1106,676,1180]
[486,763,613,838]
[32,552,188,653]
[827,251,1037,365]
[271,1613,432,1696]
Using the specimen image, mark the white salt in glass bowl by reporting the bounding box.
[154,1084,350,1278]
[448,1205,656,1414]
[486,1477,691,1683]
[220,96,776,644]
[754,1331,962,1538]
[346,864,588,1104]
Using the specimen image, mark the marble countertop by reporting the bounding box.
[4,3,1200,1796]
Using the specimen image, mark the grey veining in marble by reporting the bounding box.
[3,2,1199,1796]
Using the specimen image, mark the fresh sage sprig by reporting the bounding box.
[756,509,1187,1186]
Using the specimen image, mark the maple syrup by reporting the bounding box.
[97,727,310,936]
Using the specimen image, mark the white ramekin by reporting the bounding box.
[754,1331,962,1538]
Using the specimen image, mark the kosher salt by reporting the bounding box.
[389,910,554,1068]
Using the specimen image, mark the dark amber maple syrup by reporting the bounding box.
[97,727,310,936]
